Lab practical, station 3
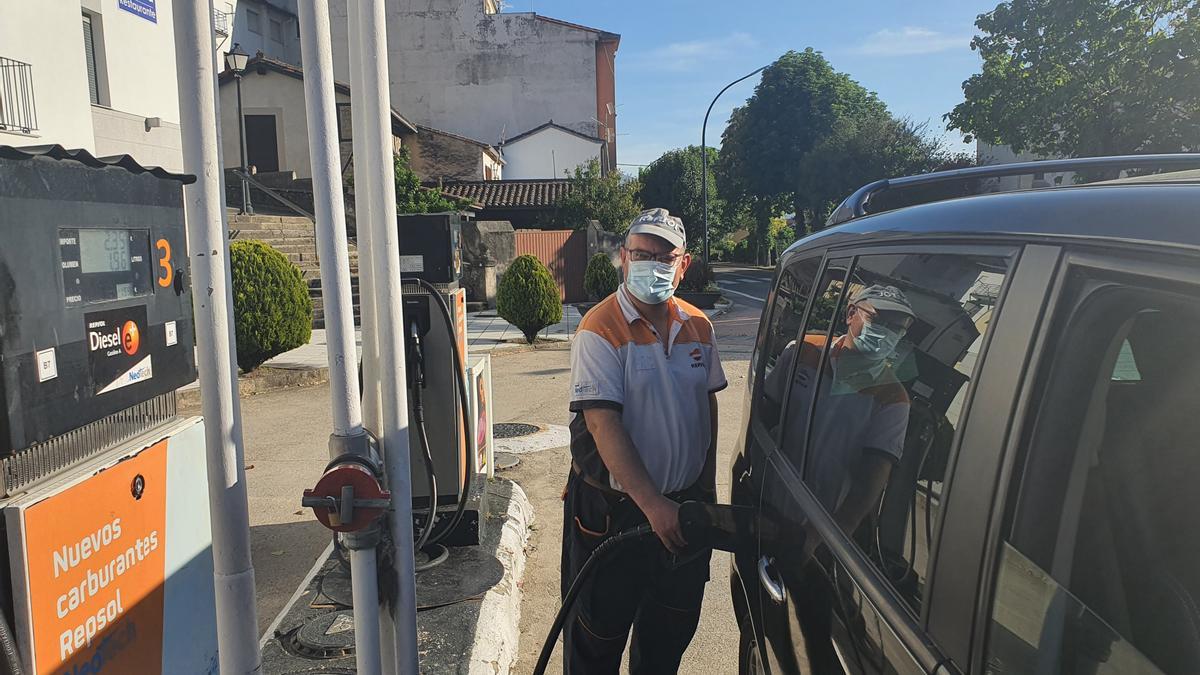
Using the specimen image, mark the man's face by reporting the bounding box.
[620,233,691,288]
[846,301,913,350]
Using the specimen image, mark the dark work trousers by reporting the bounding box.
[560,470,713,675]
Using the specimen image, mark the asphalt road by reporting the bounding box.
[712,264,774,359]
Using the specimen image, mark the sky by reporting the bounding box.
[518,0,1003,171]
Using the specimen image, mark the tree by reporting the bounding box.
[637,146,725,252]
[553,160,643,232]
[796,117,963,225]
[948,0,1200,159]
[393,148,470,214]
[229,240,312,372]
[497,255,562,343]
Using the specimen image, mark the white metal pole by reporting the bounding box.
[295,4,383,674]
[343,3,396,665]
[171,3,261,674]
[352,1,420,672]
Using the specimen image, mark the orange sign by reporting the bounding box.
[21,441,167,674]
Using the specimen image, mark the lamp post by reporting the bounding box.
[701,64,767,265]
[225,44,252,215]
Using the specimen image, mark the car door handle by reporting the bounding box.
[758,555,786,604]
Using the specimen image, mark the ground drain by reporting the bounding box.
[286,610,356,659]
[493,422,539,439]
[494,452,520,470]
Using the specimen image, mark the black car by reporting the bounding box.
[729,156,1200,675]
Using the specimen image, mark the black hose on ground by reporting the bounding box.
[0,611,23,675]
[532,525,655,675]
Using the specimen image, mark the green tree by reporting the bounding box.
[497,255,563,343]
[948,0,1200,159]
[229,240,312,372]
[797,117,964,225]
[583,253,620,301]
[718,49,889,260]
[637,146,725,252]
[393,148,471,214]
[554,159,643,232]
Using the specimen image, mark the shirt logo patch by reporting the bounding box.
[574,382,598,396]
[690,348,702,362]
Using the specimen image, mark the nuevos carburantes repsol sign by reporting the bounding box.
[85,307,152,395]
[21,440,167,675]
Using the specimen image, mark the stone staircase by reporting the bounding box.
[226,213,360,329]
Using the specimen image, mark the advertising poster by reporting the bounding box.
[21,441,168,674]
[468,355,494,478]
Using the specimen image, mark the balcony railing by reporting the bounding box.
[213,8,231,37]
[0,57,37,134]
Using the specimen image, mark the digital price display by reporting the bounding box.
[59,228,152,306]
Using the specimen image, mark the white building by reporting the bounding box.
[977,141,1074,191]
[500,120,602,179]
[212,0,302,68]
[0,0,185,171]
[328,0,620,173]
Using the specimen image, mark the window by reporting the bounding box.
[246,8,262,34]
[754,256,822,435]
[986,271,1200,675]
[82,13,105,106]
[269,18,283,44]
[787,251,1011,615]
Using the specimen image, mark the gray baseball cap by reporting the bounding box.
[626,208,686,250]
[851,284,914,317]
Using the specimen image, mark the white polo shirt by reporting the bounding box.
[569,286,727,493]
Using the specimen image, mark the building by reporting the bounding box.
[977,141,1074,191]
[1,0,185,171]
[500,120,603,179]
[213,0,302,68]
[216,55,418,180]
[409,125,504,182]
[328,0,619,173]
[433,178,572,229]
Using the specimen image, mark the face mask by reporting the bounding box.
[852,320,903,361]
[626,260,677,305]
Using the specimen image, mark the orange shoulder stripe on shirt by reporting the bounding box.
[578,293,658,349]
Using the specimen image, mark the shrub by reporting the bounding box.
[497,255,562,344]
[679,260,717,292]
[583,253,620,301]
[230,240,313,372]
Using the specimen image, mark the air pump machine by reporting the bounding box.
[0,146,217,674]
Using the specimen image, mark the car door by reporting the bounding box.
[966,248,1200,675]
[732,253,825,665]
[757,244,1021,675]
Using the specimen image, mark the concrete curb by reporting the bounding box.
[468,478,534,674]
[176,366,329,408]
[710,297,734,318]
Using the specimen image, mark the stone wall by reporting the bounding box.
[461,220,516,306]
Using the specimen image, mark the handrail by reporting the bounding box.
[827,153,1200,227]
[231,168,315,220]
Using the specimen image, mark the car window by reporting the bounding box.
[989,276,1200,675]
[753,256,822,435]
[783,251,1010,616]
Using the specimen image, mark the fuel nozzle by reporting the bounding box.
[677,501,756,554]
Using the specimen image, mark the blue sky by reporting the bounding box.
[522,0,1002,170]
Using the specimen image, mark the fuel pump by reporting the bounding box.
[0,146,218,674]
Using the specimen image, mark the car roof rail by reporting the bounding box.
[826,153,1200,227]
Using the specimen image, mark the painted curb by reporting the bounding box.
[468,478,534,674]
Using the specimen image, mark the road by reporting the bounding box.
[712,264,773,359]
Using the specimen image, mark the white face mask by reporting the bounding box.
[626,260,677,304]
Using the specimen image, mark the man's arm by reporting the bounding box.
[583,408,687,553]
[831,452,892,536]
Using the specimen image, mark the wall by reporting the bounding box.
[328,1,602,150]
[502,127,601,179]
[408,129,486,181]
[595,39,617,170]
[92,108,183,171]
[0,1,95,150]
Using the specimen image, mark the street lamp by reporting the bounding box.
[701,64,767,265]
[225,43,253,215]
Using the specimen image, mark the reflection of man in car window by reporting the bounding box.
[765,285,914,536]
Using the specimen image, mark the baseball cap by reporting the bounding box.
[626,208,686,250]
[850,285,914,317]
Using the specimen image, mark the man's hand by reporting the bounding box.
[641,494,687,554]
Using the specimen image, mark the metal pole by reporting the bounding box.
[344,2,394,662]
[352,1,420,672]
[171,3,261,674]
[296,3,382,673]
[701,64,766,265]
[235,72,253,215]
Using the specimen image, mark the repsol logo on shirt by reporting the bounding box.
[88,321,140,356]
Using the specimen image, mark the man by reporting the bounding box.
[563,208,727,674]
[766,284,914,546]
